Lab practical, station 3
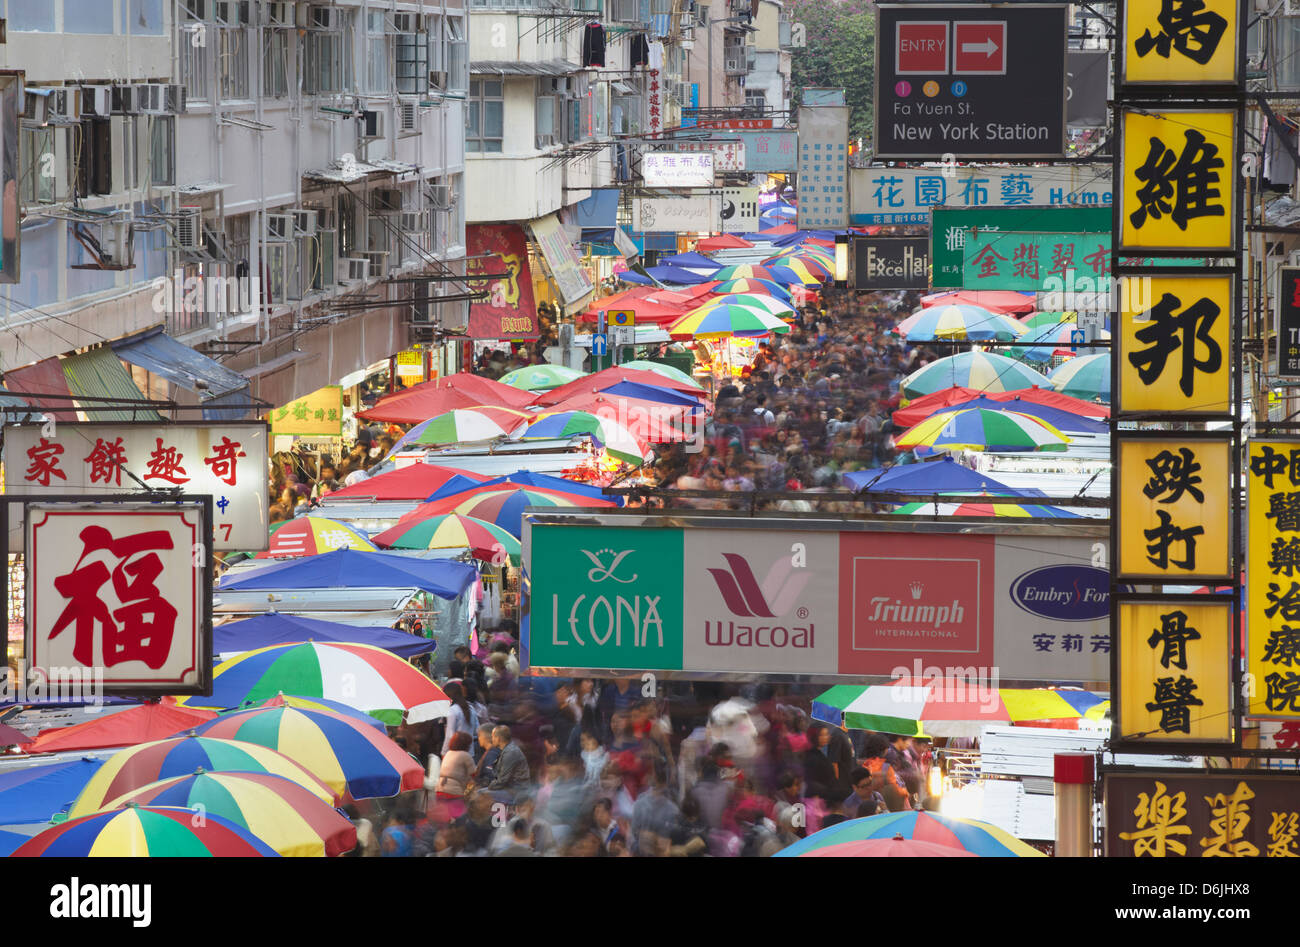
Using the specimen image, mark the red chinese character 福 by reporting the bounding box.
[24,437,67,487]
[144,437,190,484]
[203,435,246,487]
[49,525,179,669]
[84,436,128,487]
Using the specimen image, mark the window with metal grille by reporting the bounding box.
[264,27,290,97]
[181,32,210,102]
[217,26,250,100]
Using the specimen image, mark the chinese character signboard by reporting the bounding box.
[873,4,1067,159]
[525,516,1111,681]
[1120,0,1244,88]
[1245,439,1300,719]
[797,104,849,229]
[270,386,343,437]
[3,422,268,552]
[1118,108,1238,256]
[931,205,1112,288]
[1116,436,1233,583]
[528,213,594,309]
[1278,267,1300,379]
[1116,274,1233,417]
[643,152,715,188]
[25,502,212,695]
[961,232,1112,293]
[466,224,540,340]
[1105,772,1300,856]
[394,350,424,387]
[657,140,744,172]
[852,236,929,290]
[1116,598,1233,744]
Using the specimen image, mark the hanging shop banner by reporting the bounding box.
[658,140,745,172]
[643,152,716,188]
[1120,0,1244,88]
[1115,597,1233,744]
[855,165,1113,226]
[269,385,343,437]
[1118,108,1238,256]
[466,224,539,340]
[1105,771,1300,856]
[25,502,212,695]
[528,213,594,309]
[1278,267,1300,380]
[797,105,849,229]
[1116,273,1233,417]
[932,205,1112,288]
[1245,438,1300,719]
[634,196,721,234]
[961,231,1111,293]
[852,235,930,290]
[873,4,1068,160]
[3,422,268,553]
[735,130,798,173]
[524,516,1111,681]
[720,187,761,233]
[1115,436,1233,583]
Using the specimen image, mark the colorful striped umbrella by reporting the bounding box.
[1010,323,1110,362]
[712,264,774,281]
[782,836,977,857]
[920,290,1037,315]
[776,811,1046,858]
[399,407,531,447]
[93,772,357,857]
[811,683,1109,737]
[179,642,451,726]
[258,517,376,559]
[231,694,387,732]
[767,261,827,286]
[711,278,793,302]
[69,735,338,817]
[667,304,792,341]
[694,294,796,317]
[1019,310,1078,330]
[897,305,1027,342]
[519,410,650,466]
[498,364,587,391]
[888,500,1081,518]
[372,512,522,563]
[900,352,1046,399]
[404,484,614,538]
[896,407,1071,453]
[1048,353,1111,401]
[619,361,705,388]
[13,806,281,857]
[194,706,425,799]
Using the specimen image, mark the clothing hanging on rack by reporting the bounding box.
[629,33,650,67]
[582,22,607,67]
[647,41,664,71]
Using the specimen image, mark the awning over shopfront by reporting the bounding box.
[2,348,159,422]
[470,59,581,76]
[574,188,621,246]
[112,329,251,421]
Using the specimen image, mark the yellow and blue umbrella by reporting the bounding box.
[711,278,793,302]
[712,264,774,281]
[259,516,376,558]
[900,352,1046,399]
[888,499,1080,518]
[775,811,1046,858]
[896,407,1071,453]
[519,410,650,466]
[694,294,796,317]
[897,305,1027,342]
[194,705,425,799]
[667,304,792,341]
[373,512,523,562]
[1019,310,1078,331]
[768,260,828,286]
[13,805,281,857]
[93,771,357,857]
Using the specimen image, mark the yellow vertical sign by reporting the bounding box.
[1117,599,1232,743]
[1246,439,1300,719]
[1116,436,1233,582]
[1118,109,1237,254]
[1116,274,1232,416]
[1120,0,1241,86]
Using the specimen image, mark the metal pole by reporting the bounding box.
[708,18,714,109]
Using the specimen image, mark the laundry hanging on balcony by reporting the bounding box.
[629,33,649,67]
[582,23,606,67]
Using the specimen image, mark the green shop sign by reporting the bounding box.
[931,205,1111,289]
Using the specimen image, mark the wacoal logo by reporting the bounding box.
[707,553,809,618]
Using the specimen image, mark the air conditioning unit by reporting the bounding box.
[1290,249,1300,267]
[428,183,455,209]
[81,86,112,118]
[266,212,294,241]
[341,257,371,283]
[137,84,166,114]
[364,251,390,279]
[47,89,81,123]
[164,85,188,114]
[175,206,204,252]
[310,5,342,30]
[315,207,337,230]
[100,220,135,267]
[264,1,292,25]
[22,91,49,125]
[429,70,448,90]
[215,0,251,24]
[359,109,383,140]
[398,101,419,133]
[292,208,318,236]
[371,187,402,212]
[400,211,429,233]
[112,86,138,115]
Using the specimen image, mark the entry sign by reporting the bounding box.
[1121,0,1244,88]
[875,4,1067,160]
[1279,267,1300,379]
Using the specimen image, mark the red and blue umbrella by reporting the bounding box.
[13,805,281,857]
[775,811,1045,857]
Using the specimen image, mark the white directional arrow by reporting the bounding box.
[961,38,999,58]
